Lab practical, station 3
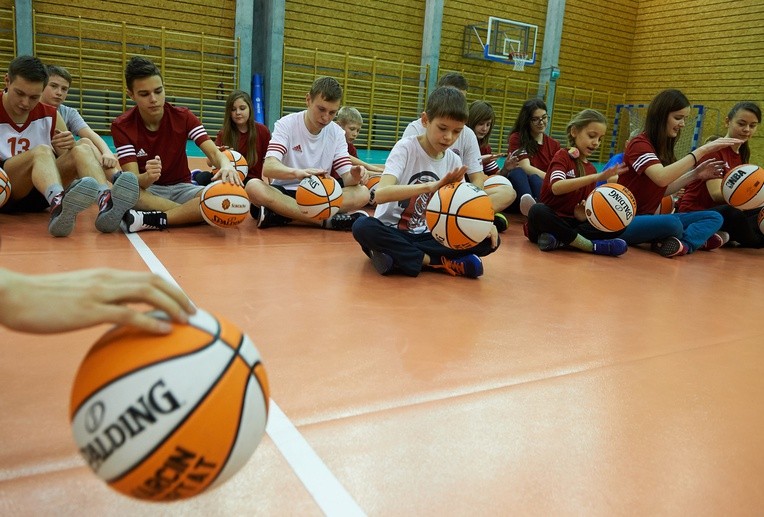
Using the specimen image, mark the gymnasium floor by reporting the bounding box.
[1,181,763,514]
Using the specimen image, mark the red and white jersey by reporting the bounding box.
[374,136,463,234]
[540,149,597,218]
[265,113,351,190]
[0,91,56,161]
[677,146,742,212]
[508,132,561,172]
[618,133,666,215]
[402,118,483,175]
[111,103,210,185]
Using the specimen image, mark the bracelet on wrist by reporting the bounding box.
[688,151,698,166]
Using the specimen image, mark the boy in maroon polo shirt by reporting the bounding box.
[112,56,238,232]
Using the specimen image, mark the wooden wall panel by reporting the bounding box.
[557,0,637,94]
[627,0,764,160]
[32,0,236,38]
[284,0,424,64]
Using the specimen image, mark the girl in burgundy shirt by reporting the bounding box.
[527,109,628,256]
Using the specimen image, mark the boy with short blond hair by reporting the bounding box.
[336,106,384,174]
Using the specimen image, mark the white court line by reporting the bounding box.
[125,232,365,516]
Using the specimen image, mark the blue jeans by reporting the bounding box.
[506,167,543,212]
[620,211,722,252]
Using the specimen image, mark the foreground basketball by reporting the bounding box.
[213,149,248,183]
[0,166,10,208]
[722,164,764,210]
[296,175,343,220]
[200,180,250,228]
[426,182,494,249]
[585,183,637,232]
[70,309,269,501]
[483,174,511,190]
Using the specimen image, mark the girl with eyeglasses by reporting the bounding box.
[502,98,560,216]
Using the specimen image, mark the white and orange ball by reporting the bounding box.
[722,164,764,210]
[296,175,343,220]
[0,167,10,208]
[585,183,637,232]
[426,182,494,249]
[200,180,250,228]
[69,309,269,501]
[213,149,248,183]
[483,175,511,190]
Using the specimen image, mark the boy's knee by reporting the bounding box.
[30,144,55,160]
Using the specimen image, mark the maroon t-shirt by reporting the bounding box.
[677,146,742,212]
[618,133,666,215]
[346,141,358,158]
[215,122,271,180]
[508,132,561,172]
[540,149,597,217]
[112,103,209,185]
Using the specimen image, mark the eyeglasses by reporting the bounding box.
[530,115,548,124]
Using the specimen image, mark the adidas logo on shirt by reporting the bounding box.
[292,145,302,153]
[136,148,148,157]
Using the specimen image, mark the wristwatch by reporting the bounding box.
[368,188,375,204]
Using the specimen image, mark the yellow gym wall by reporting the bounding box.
[627,0,764,160]
[557,0,636,95]
[284,0,424,64]
[31,0,235,38]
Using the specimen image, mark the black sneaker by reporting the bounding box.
[651,236,688,257]
[537,232,564,251]
[322,210,368,231]
[369,250,394,275]
[95,172,140,233]
[122,209,168,233]
[48,177,99,237]
[493,213,508,233]
[256,205,291,229]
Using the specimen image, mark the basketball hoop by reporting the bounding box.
[511,52,527,72]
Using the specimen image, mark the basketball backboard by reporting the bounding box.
[462,16,538,69]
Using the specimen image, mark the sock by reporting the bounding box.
[571,234,593,252]
[45,184,64,205]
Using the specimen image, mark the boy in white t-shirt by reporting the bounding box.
[351,86,500,278]
[401,72,515,232]
[245,76,370,230]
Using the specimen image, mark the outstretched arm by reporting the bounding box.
[0,268,195,334]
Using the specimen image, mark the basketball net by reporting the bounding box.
[511,52,527,72]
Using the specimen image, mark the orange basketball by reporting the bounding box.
[722,164,764,209]
[365,175,381,191]
[69,309,269,501]
[655,195,675,215]
[200,180,250,228]
[295,176,343,220]
[426,182,494,249]
[0,166,10,208]
[213,149,248,183]
[585,183,637,232]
